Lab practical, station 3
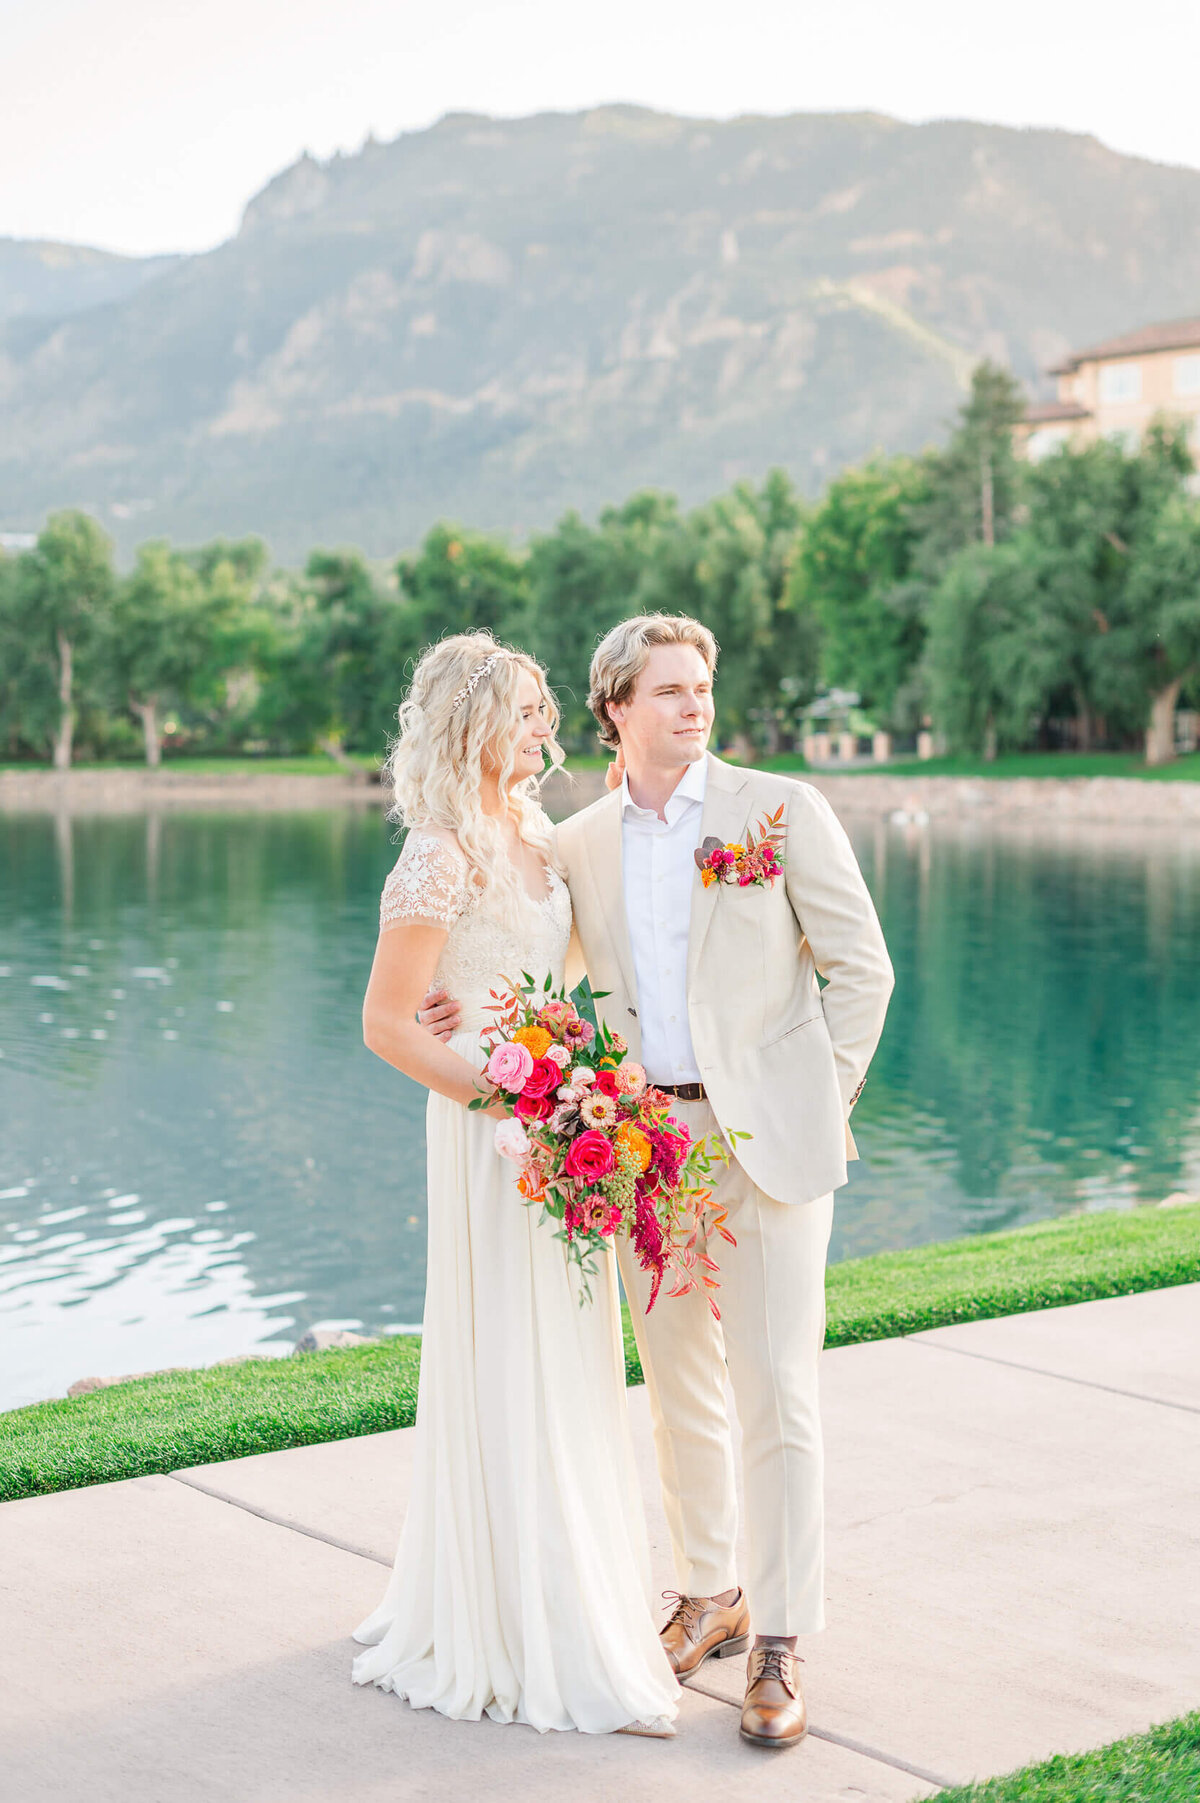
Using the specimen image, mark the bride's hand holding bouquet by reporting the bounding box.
[471,975,743,1313]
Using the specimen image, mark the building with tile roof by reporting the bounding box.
[1017,316,1200,460]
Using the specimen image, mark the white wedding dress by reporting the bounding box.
[351,829,679,1735]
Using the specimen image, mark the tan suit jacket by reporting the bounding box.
[555,753,894,1206]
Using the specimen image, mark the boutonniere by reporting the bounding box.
[695,806,786,889]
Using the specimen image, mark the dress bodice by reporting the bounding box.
[380,829,572,1030]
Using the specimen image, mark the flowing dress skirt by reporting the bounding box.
[351,1030,680,1733]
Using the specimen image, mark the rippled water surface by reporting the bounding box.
[2,806,1199,1411]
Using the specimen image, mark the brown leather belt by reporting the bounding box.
[654,1081,707,1102]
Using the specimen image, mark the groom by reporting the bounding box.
[423,613,893,1749]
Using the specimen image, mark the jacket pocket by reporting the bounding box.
[760,1010,823,1049]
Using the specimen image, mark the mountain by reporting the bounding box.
[0,239,177,325]
[3,106,1200,562]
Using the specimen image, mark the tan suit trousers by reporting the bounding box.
[617,1096,833,1636]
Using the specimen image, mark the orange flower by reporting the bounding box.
[616,1123,653,1172]
[701,867,719,888]
[513,1024,553,1060]
[518,1167,547,1202]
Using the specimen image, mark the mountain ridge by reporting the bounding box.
[0,238,178,325]
[3,105,1200,561]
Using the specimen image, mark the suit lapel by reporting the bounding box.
[686,755,753,988]
[582,788,639,1005]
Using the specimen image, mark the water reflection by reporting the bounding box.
[1,807,1198,1410]
[840,821,1200,1259]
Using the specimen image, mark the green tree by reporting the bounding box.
[183,537,269,587]
[301,550,405,758]
[794,456,929,727]
[397,525,529,646]
[1027,424,1194,756]
[914,361,1027,568]
[1112,492,1200,764]
[1019,439,1134,748]
[14,511,115,768]
[108,542,250,765]
[676,471,814,749]
[0,552,39,758]
[525,493,685,746]
[926,424,1195,758]
[246,577,333,755]
[925,541,1047,755]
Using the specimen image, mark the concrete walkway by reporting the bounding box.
[3,1286,1198,1802]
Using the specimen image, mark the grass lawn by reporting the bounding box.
[1,1201,1195,1506]
[8,749,1198,782]
[758,750,1200,781]
[929,1711,1200,1802]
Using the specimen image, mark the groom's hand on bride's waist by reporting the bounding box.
[418,984,462,1041]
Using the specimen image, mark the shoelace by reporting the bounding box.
[753,1646,797,1693]
[662,1590,706,1638]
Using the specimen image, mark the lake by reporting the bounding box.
[2,805,1198,1413]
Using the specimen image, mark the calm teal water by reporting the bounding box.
[2,807,1199,1412]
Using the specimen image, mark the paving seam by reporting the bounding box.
[684,1677,959,1789]
[902,1336,1200,1414]
[171,1470,960,1787]
[168,1471,391,1565]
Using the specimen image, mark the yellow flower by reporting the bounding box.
[701,868,719,888]
[615,1123,653,1172]
[513,1024,553,1060]
[726,843,745,859]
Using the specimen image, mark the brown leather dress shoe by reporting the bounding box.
[740,1646,807,1749]
[659,1589,751,1679]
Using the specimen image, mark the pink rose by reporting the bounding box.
[521,1056,562,1101]
[545,1043,570,1068]
[569,1065,596,1088]
[494,1118,532,1162]
[484,1041,534,1092]
[564,1128,616,1181]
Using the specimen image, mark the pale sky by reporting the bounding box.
[4,0,1200,258]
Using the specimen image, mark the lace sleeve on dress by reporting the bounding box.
[379,832,468,932]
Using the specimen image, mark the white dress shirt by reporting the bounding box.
[620,758,708,1084]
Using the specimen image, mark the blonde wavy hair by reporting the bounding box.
[386,633,565,926]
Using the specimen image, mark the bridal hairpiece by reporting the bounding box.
[449,650,505,715]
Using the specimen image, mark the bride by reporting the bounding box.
[350,633,680,1738]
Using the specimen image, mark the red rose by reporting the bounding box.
[594,1069,620,1099]
[564,1129,616,1181]
[521,1056,561,1101]
[514,1089,554,1123]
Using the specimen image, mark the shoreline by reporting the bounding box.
[4,763,1200,825]
[0,766,383,812]
[3,1202,1197,1478]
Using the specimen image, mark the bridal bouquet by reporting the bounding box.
[470,976,739,1313]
